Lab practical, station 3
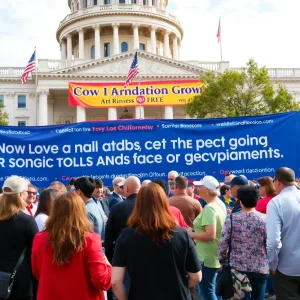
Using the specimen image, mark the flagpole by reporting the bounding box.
[137,51,142,120]
[219,17,223,62]
[35,46,38,126]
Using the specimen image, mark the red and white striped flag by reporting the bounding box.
[124,52,139,88]
[216,19,221,43]
[21,50,36,84]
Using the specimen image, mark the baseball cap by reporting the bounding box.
[230,175,248,186]
[193,176,219,192]
[2,176,28,195]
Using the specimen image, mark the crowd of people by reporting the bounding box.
[0,167,299,300]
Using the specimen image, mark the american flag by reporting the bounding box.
[124,52,139,88]
[21,50,36,84]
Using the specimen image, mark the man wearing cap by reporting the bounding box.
[267,167,300,299]
[108,177,125,209]
[230,175,249,214]
[224,172,236,185]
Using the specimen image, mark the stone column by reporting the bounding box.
[164,30,170,58]
[133,23,140,50]
[164,106,173,119]
[108,108,117,120]
[135,106,145,119]
[78,28,85,59]
[178,42,181,60]
[172,35,178,60]
[113,23,120,55]
[66,34,73,60]
[61,40,67,59]
[93,25,101,59]
[76,106,86,122]
[38,90,49,125]
[151,26,157,54]
[48,98,55,125]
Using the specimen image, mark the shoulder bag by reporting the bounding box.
[0,248,27,299]
[216,214,234,299]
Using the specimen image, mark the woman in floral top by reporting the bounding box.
[219,186,269,300]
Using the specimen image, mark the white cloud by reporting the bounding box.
[0,0,69,66]
[173,0,300,67]
[0,0,298,68]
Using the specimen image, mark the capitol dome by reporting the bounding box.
[57,0,184,61]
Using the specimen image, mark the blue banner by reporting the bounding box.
[0,112,299,187]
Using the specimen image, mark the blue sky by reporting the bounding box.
[0,0,299,68]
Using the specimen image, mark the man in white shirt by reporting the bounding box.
[23,184,38,216]
[267,167,300,299]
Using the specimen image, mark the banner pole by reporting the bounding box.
[35,46,38,126]
[138,51,142,120]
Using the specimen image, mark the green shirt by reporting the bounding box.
[193,200,226,268]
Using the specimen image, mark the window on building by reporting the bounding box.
[152,0,155,5]
[119,0,125,3]
[83,0,88,8]
[143,0,147,5]
[77,1,80,9]
[17,95,26,109]
[91,45,95,59]
[94,0,98,5]
[121,42,128,53]
[131,0,137,3]
[0,95,4,107]
[104,43,111,57]
[18,121,27,127]
[139,43,146,50]
[104,0,110,4]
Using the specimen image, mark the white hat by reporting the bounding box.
[193,176,219,192]
[2,176,28,195]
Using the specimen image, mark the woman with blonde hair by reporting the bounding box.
[32,192,112,300]
[112,182,202,300]
[0,176,38,300]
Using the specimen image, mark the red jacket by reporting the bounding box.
[32,231,112,300]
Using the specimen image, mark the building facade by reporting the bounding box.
[1,0,300,126]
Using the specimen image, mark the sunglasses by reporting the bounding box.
[27,191,37,195]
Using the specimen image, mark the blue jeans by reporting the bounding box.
[265,274,275,295]
[242,272,268,300]
[195,263,221,300]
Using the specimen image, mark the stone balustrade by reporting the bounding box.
[38,59,86,72]
[2,60,300,79]
[59,4,180,27]
[0,67,26,77]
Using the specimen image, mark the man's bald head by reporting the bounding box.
[275,167,295,184]
[274,167,296,194]
[124,176,141,197]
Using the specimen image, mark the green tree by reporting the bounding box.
[185,59,300,118]
[0,105,9,125]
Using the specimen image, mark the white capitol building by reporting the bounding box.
[1,0,300,126]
